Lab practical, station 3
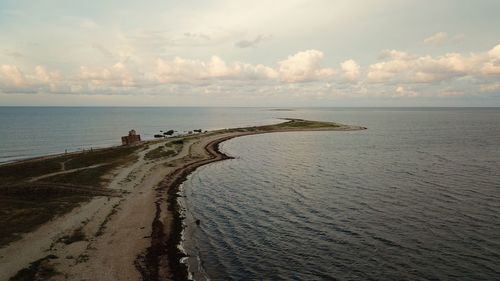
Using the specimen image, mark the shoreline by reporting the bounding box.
[0,119,365,281]
[144,125,366,281]
[146,136,235,281]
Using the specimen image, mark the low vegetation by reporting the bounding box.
[257,118,341,131]
[0,145,140,247]
[96,200,121,237]
[64,146,139,170]
[218,119,341,134]
[144,141,183,160]
[0,158,67,184]
[9,254,59,281]
[58,227,86,245]
[0,183,115,246]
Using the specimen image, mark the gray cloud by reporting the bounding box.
[4,49,23,58]
[235,35,269,48]
[183,32,211,41]
[91,43,114,58]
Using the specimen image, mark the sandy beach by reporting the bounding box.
[0,119,365,281]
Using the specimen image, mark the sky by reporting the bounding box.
[0,0,499,106]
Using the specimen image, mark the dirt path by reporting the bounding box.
[27,163,109,183]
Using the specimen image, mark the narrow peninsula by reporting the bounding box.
[0,119,365,281]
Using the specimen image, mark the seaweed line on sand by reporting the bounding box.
[136,135,235,281]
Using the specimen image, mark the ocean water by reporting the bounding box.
[0,107,280,163]
[1,107,499,280]
[180,108,500,280]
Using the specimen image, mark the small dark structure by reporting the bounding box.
[121,129,141,145]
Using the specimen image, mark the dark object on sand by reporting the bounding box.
[154,134,164,138]
[164,130,174,136]
[195,219,201,226]
[193,129,202,133]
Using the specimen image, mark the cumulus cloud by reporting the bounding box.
[394,86,418,98]
[1,65,63,93]
[340,59,360,81]
[79,63,136,88]
[155,56,277,83]
[367,44,500,83]
[481,44,500,75]
[34,66,61,90]
[278,50,335,83]
[0,65,26,87]
[2,45,500,100]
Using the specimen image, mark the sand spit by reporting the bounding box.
[0,119,365,281]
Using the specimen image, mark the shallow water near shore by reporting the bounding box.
[181,108,500,280]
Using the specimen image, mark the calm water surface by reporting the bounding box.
[181,108,500,280]
[0,107,279,163]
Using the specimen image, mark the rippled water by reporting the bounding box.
[181,108,500,280]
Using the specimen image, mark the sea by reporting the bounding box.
[0,107,279,163]
[1,107,499,280]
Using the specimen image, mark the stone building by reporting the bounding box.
[121,129,141,145]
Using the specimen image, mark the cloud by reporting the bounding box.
[92,43,114,58]
[277,50,335,82]
[423,32,466,46]
[479,82,500,93]
[4,49,23,58]
[394,86,418,98]
[340,59,360,81]
[423,32,448,45]
[34,66,61,90]
[450,33,466,43]
[367,44,500,83]
[79,63,136,88]
[125,28,243,50]
[1,65,62,93]
[2,45,500,100]
[235,35,269,48]
[79,19,99,29]
[184,32,211,41]
[155,56,277,83]
[0,65,26,87]
[481,44,500,75]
